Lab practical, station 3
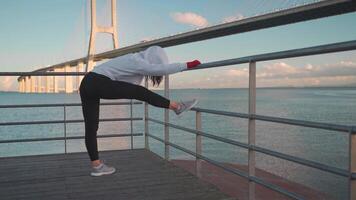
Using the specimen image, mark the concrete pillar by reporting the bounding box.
[18,80,21,93]
[86,0,118,72]
[46,75,51,93]
[53,69,59,93]
[21,79,25,93]
[23,79,26,92]
[18,79,23,93]
[25,77,30,93]
[37,76,42,93]
[76,61,84,92]
[65,65,73,93]
[30,76,36,93]
[19,79,23,93]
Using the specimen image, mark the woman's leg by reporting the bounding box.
[80,94,100,162]
[79,74,101,164]
[98,77,173,109]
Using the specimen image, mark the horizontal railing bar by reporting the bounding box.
[188,40,356,71]
[147,133,304,200]
[0,133,143,144]
[0,72,87,76]
[253,114,354,133]
[252,145,349,177]
[352,173,356,180]
[192,107,353,133]
[191,107,249,119]
[147,133,248,178]
[0,101,142,109]
[148,117,249,148]
[248,175,303,200]
[148,117,349,177]
[0,117,143,126]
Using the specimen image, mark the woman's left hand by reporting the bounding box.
[186,60,201,69]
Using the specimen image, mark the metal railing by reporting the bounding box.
[142,40,356,200]
[0,101,143,153]
[1,39,355,199]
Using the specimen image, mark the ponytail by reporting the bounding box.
[145,76,163,87]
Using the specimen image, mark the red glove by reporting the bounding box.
[186,60,201,69]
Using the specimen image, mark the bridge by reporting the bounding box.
[1,0,356,199]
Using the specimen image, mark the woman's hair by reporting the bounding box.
[145,76,163,87]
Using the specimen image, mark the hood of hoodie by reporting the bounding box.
[141,46,169,65]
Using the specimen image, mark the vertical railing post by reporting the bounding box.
[130,99,133,150]
[349,128,356,200]
[164,75,170,160]
[144,79,149,150]
[196,111,202,178]
[248,61,256,200]
[63,106,67,154]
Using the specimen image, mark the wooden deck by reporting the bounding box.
[0,149,230,200]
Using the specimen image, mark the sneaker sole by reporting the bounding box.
[177,99,198,117]
[90,168,116,177]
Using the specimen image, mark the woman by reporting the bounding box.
[79,46,201,176]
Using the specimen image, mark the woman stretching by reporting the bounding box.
[79,46,201,176]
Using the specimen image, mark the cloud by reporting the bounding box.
[222,61,356,87]
[258,61,356,79]
[226,68,249,77]
[222,13,244,23]
[171,12,209,28]
[225,61,356,79]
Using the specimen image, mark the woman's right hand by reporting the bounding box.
[186,60,201,69]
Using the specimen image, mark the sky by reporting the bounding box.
[0,0,356,91]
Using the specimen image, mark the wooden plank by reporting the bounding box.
[0,149,229,200]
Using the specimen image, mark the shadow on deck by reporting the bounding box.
[0,149,230,200]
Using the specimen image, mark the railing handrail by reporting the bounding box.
[0,117,143,126]
[0,101,142,108]
[191,107,355,133]
[0,133,143,144]
[188,40,356,71]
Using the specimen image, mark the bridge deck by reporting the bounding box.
[0,149,230,200]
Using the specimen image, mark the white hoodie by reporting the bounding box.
[92,46,186,85]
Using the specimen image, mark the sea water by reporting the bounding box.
[0,88,355,199]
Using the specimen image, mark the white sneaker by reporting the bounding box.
[174,99,198,116]
[90,161,116,177]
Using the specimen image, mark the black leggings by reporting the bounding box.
[79,72,170,161]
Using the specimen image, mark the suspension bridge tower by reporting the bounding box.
[86,0,119,72]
